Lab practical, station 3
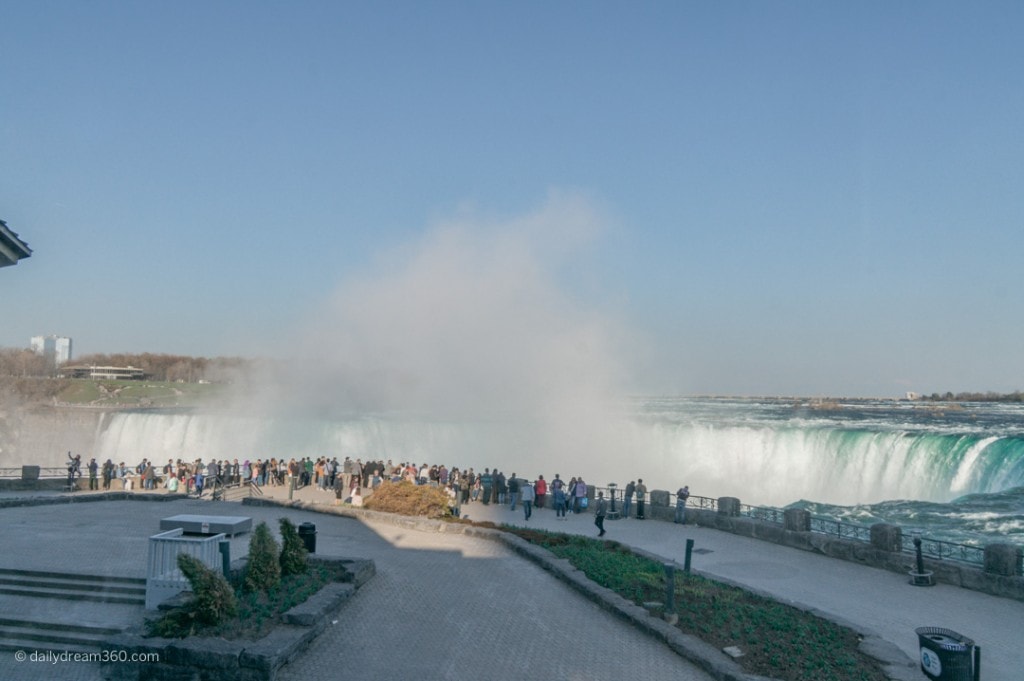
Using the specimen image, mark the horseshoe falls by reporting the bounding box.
[88,397,1024,545]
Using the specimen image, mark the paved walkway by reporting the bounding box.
[460,497,1022,681]
[0,490,712,681]
[4,482,1021,680]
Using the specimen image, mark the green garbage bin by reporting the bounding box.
[916,627,979,681]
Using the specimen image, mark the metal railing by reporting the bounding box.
[739,504,784,525]
[591,485,998,571]
[809,517,874,543]
[0,467,68,478]
[901,534,987,567]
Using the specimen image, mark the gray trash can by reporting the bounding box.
[298,522,316,553]
[916,627,979,681]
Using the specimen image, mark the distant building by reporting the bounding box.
[59,365,146,380]
[31,335,73,368]
[905,392,919,401]
[0,219,32,268]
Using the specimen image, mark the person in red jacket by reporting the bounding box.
[534,475,547,509]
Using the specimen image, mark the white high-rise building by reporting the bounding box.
[30,335,73,367]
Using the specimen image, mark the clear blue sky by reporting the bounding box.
[2,1,1022,398]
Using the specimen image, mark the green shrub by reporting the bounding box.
[278,517,309,577]
[244,521,282,592]
[179,552,237,624]
[147,553,237,637]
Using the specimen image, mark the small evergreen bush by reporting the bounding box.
[147,553,237,637]
[244,521,282,592]
[278,517,309,577]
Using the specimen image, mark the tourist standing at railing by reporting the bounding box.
[102,459,115,490]
[575,476,588,513]
[87,458,99,491]
[66,452,81,489]
[675,485,690,524]
[534,475,547,509]
[552,474,567,519]
[508,474,520,511]
[144,462,156,490]
[623,480,635,519]
[635,479,647,519]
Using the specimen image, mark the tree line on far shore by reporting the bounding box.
[919,390,1024,403]
[0,347,251,383]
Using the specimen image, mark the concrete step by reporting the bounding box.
[0,575,145,597]
[0,617,127,652]
[0,567,145,586]
[0,586,145,605]
[0,638,98,655]
[0,568,145,605]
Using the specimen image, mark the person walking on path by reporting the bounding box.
[594,491,607,537]
[675,485,690,524]
[521,479,535,521]
[635,479,647,519]
[623,480,635,519]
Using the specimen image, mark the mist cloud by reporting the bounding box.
[236,192,639,471]
[319,193,625,409]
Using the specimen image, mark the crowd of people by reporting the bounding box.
[63,451,693,532]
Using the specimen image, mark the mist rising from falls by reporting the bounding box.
[214,194,638,476]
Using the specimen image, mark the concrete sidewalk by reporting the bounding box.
[460,498,1020,681]
[0,491,713,681]
[5,480,1019,680]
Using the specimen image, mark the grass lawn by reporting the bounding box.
[55,379,224,408]
[500,527,889,681]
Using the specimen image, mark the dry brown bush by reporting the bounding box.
[363,480,452,519]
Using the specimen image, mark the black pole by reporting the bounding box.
[219,540,231,578]
[684,538,694,573]
[664,563,675,613]
[914,537,925,575]
[974,645,981,681]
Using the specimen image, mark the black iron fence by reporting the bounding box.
[590,486,1010,572]
[0,467,68,478]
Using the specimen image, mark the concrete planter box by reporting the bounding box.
[100,557,374,681]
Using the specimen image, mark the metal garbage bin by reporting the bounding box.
[298,522,316,553]
[916,627,979,681]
